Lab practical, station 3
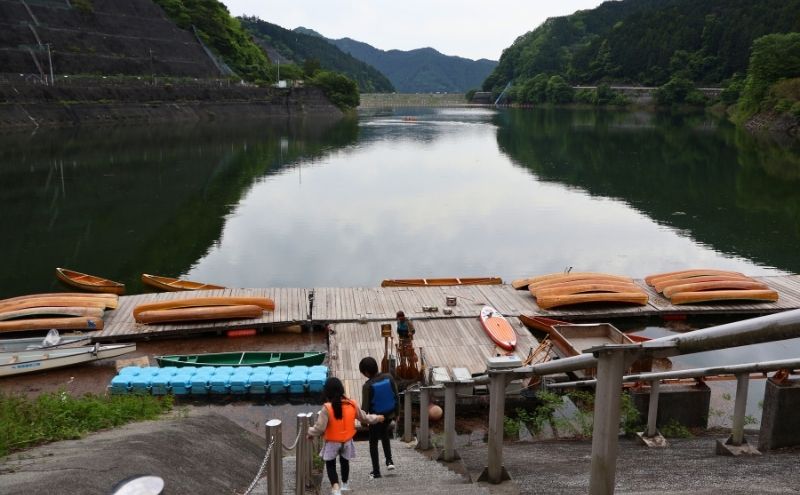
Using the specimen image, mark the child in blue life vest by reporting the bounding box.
[359,356,400,479]
[308,377,385,495]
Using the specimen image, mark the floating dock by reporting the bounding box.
[76,275,800,406]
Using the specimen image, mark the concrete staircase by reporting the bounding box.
[294,439,489,495]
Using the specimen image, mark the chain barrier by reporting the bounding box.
[240,438,275,495]
[283,430,302,452]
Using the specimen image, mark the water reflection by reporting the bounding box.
[0,117,358,298]
[495,108,800,274]
[2,107,799,298]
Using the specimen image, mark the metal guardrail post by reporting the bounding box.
[478,371,511,483]
[589,346,628,495]
[266,419,283,495]
[403,389,413,442]
[442,381,458,461]
[646,380,660,437]
[730,373,749,446]
[295,414,307,495]
[305,413,315,486]
[418,387,430,450]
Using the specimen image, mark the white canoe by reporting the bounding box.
[0,343,136,377]
[0,334,90,352]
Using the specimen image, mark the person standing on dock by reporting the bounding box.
[308,377,385,495]
[359,356,399,479]
[396,311,414,342]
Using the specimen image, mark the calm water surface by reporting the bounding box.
[3,107,800,420]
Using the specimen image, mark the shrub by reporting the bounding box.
[310,70,359,110]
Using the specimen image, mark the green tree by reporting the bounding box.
[737,32,800,120]
[546,75,574,103]
[303,58,322,77]
[311,70,360,110]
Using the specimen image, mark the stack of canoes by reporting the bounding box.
[0,292,117,334]
[517,272,649,310]
[133,296,275,324]
[645,269,778,305]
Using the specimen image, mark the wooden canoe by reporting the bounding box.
[0,343,135,377]
[0,316,104,334]
[518,314,570,332]
[653,275,752,294]
[670,289,779,305]
[479,306,517,351]
[0,292,118,305]
[519,272,632,289]
[662,280,768,298]
[0,306,105,321]
[535,292,649,310]
[132,296,275,320]
[141,274,226,292]
[531,281,643,298]
[156,351,326,368]
[381,277,502,287]
[135,305,264,324]
[527,273,633,291]
[644,269,745,287]
[0,296,116,314]
[56,268,125,295]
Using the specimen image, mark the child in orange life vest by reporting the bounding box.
[308,377,385,495]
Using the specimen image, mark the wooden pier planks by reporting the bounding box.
[329,317,537,409]
[92,276,800,340]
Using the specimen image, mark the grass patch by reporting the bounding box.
[0,390,173,457]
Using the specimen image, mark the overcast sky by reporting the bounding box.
[222,1,608,61]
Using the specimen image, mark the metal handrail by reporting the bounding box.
[547,357,800,388]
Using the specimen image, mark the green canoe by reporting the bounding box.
[155,351,326,368]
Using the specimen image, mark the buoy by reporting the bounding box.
[227,329,257,338]
[428,404,443,421]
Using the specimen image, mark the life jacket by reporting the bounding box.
[324,399,357,442]
[370,377,397,414]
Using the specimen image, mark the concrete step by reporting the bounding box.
[313,439,488,495]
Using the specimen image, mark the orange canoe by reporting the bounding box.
[133,296,275,320]
[56,268,125,295]
[479,306,516,351]
[136,305,264,325]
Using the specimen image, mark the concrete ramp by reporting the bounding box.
[0,412,267,495]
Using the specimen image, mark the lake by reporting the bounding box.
[3,106,800,419]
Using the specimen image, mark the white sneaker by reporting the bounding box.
[387,463,395,471]
[331,483,342,495]
[340,482,351,491]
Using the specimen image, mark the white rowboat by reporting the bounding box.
[0,343,136,377]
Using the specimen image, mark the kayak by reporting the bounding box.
[478,306,516,351]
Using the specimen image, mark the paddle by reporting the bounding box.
[380,335,389,373]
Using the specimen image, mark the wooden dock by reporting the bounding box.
[91,275,800,341]
[76,275,800,406]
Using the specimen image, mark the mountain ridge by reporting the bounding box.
[294,29,498,93]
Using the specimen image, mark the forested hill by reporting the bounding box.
[296,29,497,93]
[240,18,394,93]
[483,0,800,94]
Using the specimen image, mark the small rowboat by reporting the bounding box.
[0,333,90,352]
[381,277,502,287]
[56,268,125,295]
[136,305,264,324]
[0,343,136,377]
[141,274,226,292]
[156,351,326,368]
[479,306,516,351]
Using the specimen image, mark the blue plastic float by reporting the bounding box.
[109,365,329,397]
